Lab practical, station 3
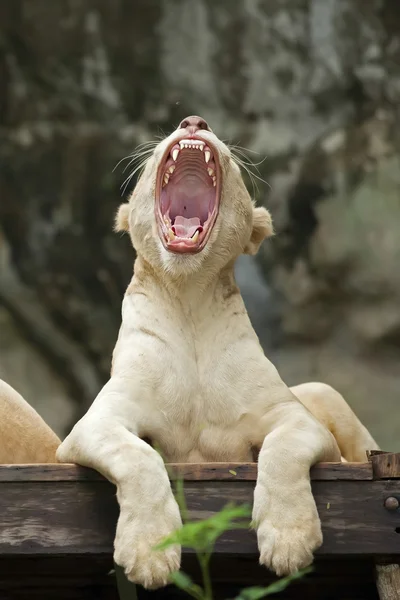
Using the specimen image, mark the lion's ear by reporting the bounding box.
[114,203,130,232]
[244,206,274,255]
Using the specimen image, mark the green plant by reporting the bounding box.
[154,470,311,599]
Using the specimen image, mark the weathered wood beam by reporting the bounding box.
[366,452,400,600]
[0,460,399,559]
[0,460,374,481]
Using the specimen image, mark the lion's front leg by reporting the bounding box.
[253,402,340,576]
[56,377,182,589]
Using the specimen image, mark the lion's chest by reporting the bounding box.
[126,303,273,461]
[147,416,255,463]
[142,340,264,462]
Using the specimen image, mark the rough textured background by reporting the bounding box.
[0,0,399,448]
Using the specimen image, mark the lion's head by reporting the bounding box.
[116,116,273,277]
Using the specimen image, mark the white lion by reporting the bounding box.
[2,116,378,590]
[0,379,60,463]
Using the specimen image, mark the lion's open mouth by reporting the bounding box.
[156,137,220,253]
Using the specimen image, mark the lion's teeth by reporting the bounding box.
[178,140,206,151]
[172,148,179,161]
[205,150,211,163]
[167,228,176,240]
[207,167,214,177]
[191,230,199,242]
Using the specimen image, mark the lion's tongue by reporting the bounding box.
[172,216,202,238]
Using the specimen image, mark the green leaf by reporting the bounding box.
[234,567,312,599]
[229,470,237,476]
[170,571,193,588]
[169,571,204,599]
[154,503,251,553]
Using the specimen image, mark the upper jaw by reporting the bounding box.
[155,133,221,254]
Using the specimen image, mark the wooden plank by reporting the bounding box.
[368,451,393,458]
[371,454,400,479]
[183,480,400,556]
[311,462,373,480]
[0,481,118,555]
[168,461,373,481]
[0,464,106,482]
[0,461,374,482]
[0,477,400,557]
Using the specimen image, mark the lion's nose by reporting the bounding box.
[178,116,211,135]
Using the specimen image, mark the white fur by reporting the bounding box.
[57,122,378,588]
[0,379,60,463]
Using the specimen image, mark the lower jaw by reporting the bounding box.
[157,221,214,254]
[156,203,220,253]
[165,242,201,254]
[159,231,205,254]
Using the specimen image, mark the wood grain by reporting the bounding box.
[371,454,400,480]
[2,461,398,600]
[0,477,400,557]
[0,461,374,482]
[168,461,374,481]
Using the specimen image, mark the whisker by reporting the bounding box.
[229,145,269,184]
[232,152,267,170]
[113,154,135,172]
[120,156,150,196]
[121,148,155,174]
[229,142,261,155]
[230,145,267,169]
[155,129,167,139]
[113,140,158,173]
[230,151,271,193]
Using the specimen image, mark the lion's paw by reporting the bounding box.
[256,516,322,576]
[115,537,180,589]
[114,504,182,589]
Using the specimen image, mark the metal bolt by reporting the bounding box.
[384,497,399,511]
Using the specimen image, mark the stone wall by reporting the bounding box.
[0,0,399,447]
